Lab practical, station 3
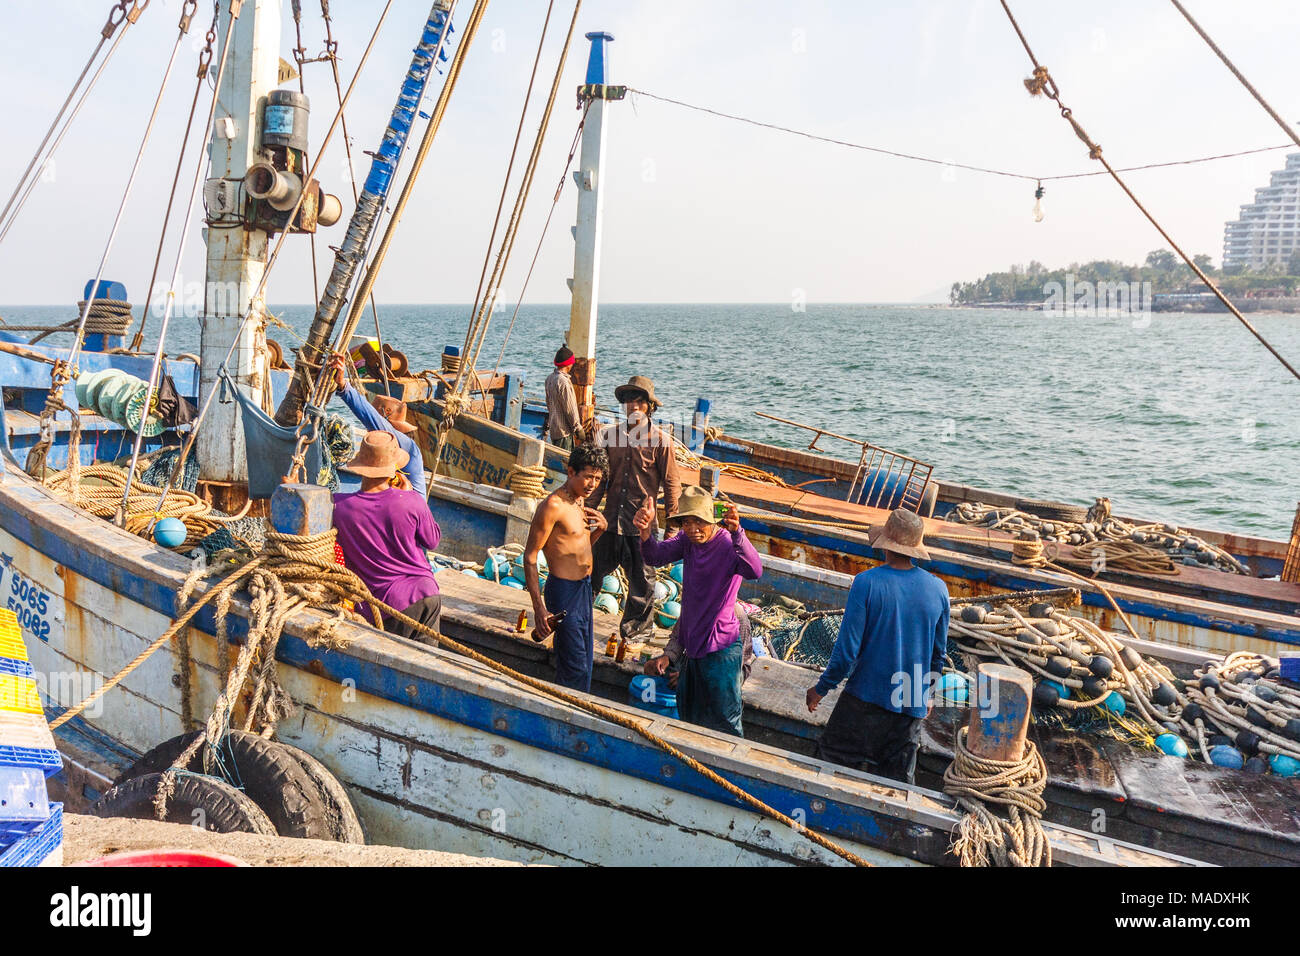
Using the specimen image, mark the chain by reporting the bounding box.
[198,1,218,78]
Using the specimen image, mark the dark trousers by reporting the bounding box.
[679,639,744,737]
[389,593,442,644]
[815,692,921,785]
[544,575,594,692]
[591,531,656,639]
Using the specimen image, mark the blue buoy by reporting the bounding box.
[653,580,670,603]
[593,592,619,615]
[1104,691,1126,715]
[1155,733,1188,758]
[600,574,622,596]
[656,599,681,629]
[669,563,683,585]
[501,578,524,590]
[1270,753,1300,778]
[1208,745,1245,770]
[936,672,969,706]
[461,567,479,577]
[1043,679,1070,701]
[153,517,187,548]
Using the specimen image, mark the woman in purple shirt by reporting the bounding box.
[634,485,763,736]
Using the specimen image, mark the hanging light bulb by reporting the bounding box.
[1032,181,1045,222]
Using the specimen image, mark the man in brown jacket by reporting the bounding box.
[587,375,682,640]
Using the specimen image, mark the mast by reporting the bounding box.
[274,1,455,427]
[198,0,280,483]
[567,33,624,426]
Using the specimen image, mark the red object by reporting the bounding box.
[555,355,575,368]
[334,542,347,566]
[78,849,247,867]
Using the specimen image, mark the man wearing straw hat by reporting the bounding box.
[333,431,443,641]
[634,486,762,736]
[327,353,426,496]
[806,508,949,784]
[588,374,682,642]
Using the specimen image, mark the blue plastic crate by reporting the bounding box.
[0,711,61,776]
[0,744,61,775]
[0,803,62,867]
[0,657,33,678]
[1281,654,1300,684]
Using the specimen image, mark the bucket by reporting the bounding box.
[628,674,677,719]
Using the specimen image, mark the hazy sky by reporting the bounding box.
[2,0,1299,305]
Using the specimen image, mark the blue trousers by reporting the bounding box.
[679,639,744,737]
[544,575,594,692]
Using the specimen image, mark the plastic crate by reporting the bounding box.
[0,657,33,679]
[0,675,41,715]
[0,711,61,775]
[0,803,62,867]
[0,633,27,664]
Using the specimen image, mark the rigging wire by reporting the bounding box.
[1170,0,1300,152]
[0,1,150,246]
[490,105,589,383]
[67,0,195,374]
[149,0,399,525]
[134,2,222,353]
[117,0,242,522]
[998,0,1300,384]
[623,87,1294,185]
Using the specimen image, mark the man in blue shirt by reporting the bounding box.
[328,354,426,496]
[806,508,949,785]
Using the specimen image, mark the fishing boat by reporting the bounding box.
[0,1,1288,868]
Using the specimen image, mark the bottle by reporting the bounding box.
[605,632,619,656]
[515,610,528,633]
[531,610,567,643]
[615,637,628,663]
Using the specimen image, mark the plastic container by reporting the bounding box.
[0,711,62,775]
[628,675,678,719]
[0,675,41,716]
[0,803,61,867]
[0,657,33,679]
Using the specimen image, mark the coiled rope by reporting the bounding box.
[507,464,548,499]
[943,727,1050,867]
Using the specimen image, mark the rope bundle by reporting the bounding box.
[1182,652,1300,764]
[949,499,1248,575]
[944,727,1050,867]
[4,299,134,344]
[507,463,548,499]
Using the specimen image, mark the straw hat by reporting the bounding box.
[669,485,718,524]
[370,394,417,435]
[342,430,410,479]
[614,375,661,410]
[870,508,930,561]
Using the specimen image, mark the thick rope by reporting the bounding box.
[507,464,548,499]
[943,726,1050,867]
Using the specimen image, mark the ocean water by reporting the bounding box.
[4,302,1299,538]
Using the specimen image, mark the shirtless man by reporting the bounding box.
[524,443,610,692]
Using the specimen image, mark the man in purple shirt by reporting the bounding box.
[334,431,442,642]
[634,485,763,736]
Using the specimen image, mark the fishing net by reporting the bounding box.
[141,446,199,493]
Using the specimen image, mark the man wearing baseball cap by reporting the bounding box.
[806,508,950,784]
[543,344,583,452]
[333,431,443,640]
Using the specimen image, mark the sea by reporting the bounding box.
[3,302,1298,539]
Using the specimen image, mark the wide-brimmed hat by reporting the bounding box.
[669,485,718,524]
[342,430,410,479]
[870,508,930,560]
[370,394,417,435]
[614,375,661,410]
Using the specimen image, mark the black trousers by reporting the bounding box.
[815,691,921,785]
[590,531,656,639]
[388,594,442,645]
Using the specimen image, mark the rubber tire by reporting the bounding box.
[277,742,367,845]
[1014,498,1088,524]
[91,772,277,835]
[114,731,333,841]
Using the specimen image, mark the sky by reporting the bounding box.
[1,0,1300,305]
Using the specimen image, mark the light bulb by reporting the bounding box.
[1032,183,1045,223]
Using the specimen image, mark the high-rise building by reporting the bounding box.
[1223,153,1300,271]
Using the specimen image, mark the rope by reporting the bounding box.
[998,0,1300,384]
[624,86,1293,185]
[10,299,134,344]
[55,525,871,866]
[507,464,548,499]
[943,726,1050,867]
[1170,0,1300,152]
